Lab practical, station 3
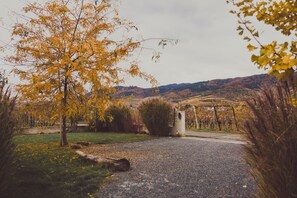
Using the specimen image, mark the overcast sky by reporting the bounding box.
[0,0,267,88]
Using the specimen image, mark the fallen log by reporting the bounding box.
[75,150,130,172]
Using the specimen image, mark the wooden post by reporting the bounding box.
[173,108,176,127]
[192,106,199,129]
[231,106,239,131]
[213,106,221,131]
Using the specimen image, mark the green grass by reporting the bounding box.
[3,132,155,198]
[14,132,156,145]
[189,128,242,134]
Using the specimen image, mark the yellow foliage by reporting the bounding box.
[8,0,158,144]
[247,44,257,52]
[228,0,297,81]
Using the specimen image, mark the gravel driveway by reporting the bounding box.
[82,137,255,198]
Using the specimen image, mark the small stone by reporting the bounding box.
[113,158,131,172]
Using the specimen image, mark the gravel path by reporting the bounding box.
[186,131,244,143]
[82,137,255,198]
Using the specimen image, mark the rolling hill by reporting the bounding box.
[115,74,277,106]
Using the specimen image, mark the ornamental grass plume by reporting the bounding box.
[0,75,16,194]
[244,84,297,198]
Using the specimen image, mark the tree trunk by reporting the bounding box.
[192,106,199,129]
[60,78,68,146]
[231,106,239,131]
[60,106,68,146]
[95,108,98,133]
[61,114,68,146]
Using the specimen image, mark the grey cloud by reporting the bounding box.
[0,0,269,88]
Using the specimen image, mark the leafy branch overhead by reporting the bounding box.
[228,0,297,81]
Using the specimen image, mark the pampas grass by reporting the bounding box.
[244,84,297,198]
[0,82,16,194]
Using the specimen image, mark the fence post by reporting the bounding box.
[213,106,221,131]
[231,106,239,131]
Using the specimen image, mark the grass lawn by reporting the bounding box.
[3,132,155,198]
[189,128,242,134]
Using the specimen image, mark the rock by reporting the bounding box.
[112,158,130,171]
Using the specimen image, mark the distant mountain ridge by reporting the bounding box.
[115,74,277,103]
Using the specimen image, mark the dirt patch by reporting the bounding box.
[21,127,60,134]
[80,143,160,162]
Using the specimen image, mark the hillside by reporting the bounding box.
[115,74,277,106]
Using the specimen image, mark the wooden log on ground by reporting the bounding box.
[75,151,130,172]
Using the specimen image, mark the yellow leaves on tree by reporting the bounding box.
[9,0,157,146]
[228,0,297,81]
[247,44,257,52]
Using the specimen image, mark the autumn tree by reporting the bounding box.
[228,0,297,81]
[8,0,171,146]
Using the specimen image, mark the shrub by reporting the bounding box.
[130,109,145,134]
[138,97,173,136]
[105,104,133,133]
[0,75,16,194]
[244,84,297,197]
